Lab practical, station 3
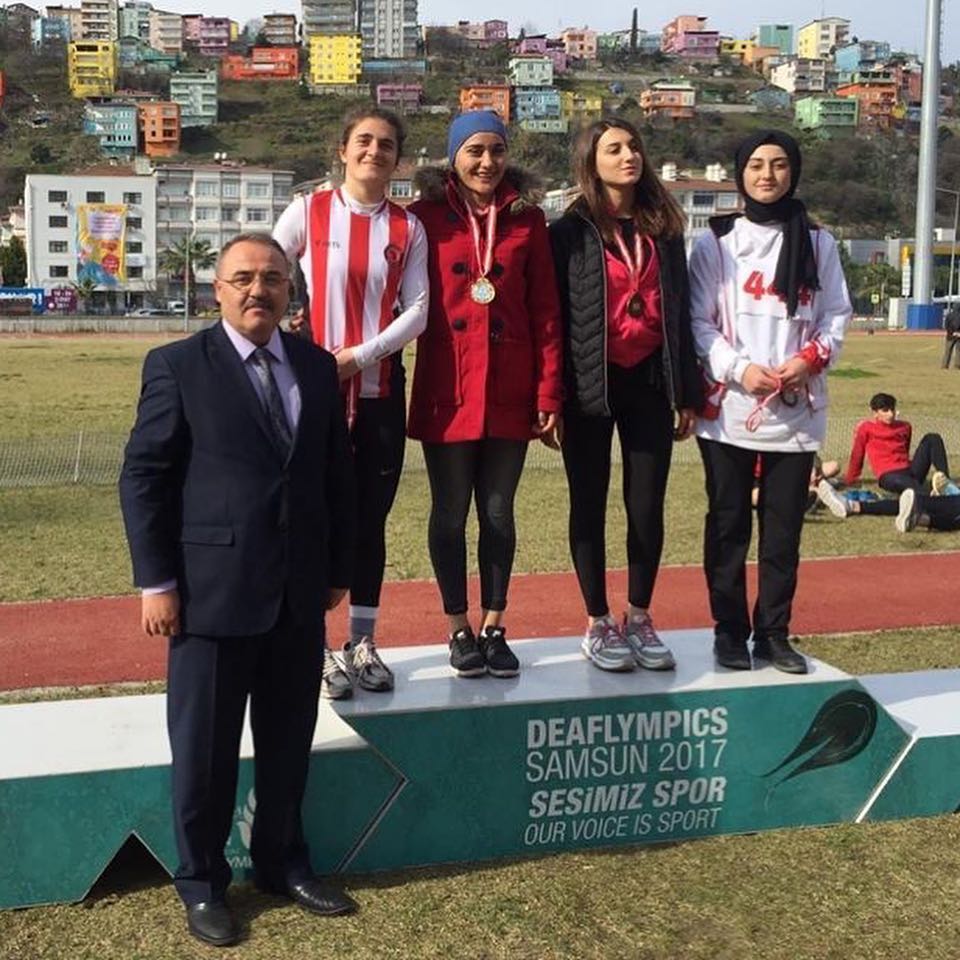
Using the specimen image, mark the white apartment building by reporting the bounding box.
[119,0,152,40]
[169,70,218,127]
[769,57,827,94]
[359,0,418,59]
[148,8,182,54]
[154,163,294,296]
[301,0,356,37]
[80,0,118,40]
[24,169,158,301]
[660,163,743,252]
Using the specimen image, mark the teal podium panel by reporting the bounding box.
[1,631,958,910]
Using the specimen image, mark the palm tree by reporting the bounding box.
[70,277,98,315]
[158,236,217,311]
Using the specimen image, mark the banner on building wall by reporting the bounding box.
[77,204,127,287]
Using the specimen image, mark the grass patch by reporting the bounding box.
[828,365,880,379]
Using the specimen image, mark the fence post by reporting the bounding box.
[72,430,84,484]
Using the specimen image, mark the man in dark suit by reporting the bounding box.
[119,233,356,947]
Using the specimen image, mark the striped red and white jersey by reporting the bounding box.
[273,188,428,398]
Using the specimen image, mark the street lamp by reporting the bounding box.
[183,231,191,333]
[936,187,959,305]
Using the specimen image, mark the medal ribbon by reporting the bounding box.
[613,223,647,294]
[464,197,497,282]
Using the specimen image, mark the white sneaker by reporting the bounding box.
[321,647,353,700]
[895,488,918,533]
[581,617,635,672]
[622,612,676,670]
[930,470,960,497]
[816,479,849,518]
[343,636,394,692]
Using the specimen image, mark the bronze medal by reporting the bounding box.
[627,294,643,317]
[470,277,496,304]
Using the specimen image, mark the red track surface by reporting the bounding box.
[2,552,958,691]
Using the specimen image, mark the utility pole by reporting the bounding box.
[912,0,942,322]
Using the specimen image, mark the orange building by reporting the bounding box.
[138,101,181,157]
[458,85,511,120]
[835,75,898,130]
[220,46,300,81]
[640,82,696,120]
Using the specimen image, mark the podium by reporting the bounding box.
[2,630,959,909]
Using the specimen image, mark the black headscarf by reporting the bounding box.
[714,130,819,317]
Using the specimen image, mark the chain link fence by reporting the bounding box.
[2,418,958,489]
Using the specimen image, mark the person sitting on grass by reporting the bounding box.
[815,391,960,532]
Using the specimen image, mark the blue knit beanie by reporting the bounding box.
[447,110,508,166]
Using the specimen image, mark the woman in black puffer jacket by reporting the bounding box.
[549,117,701,675]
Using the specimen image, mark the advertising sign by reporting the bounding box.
[0,287,45,315]
[77,204,127,287]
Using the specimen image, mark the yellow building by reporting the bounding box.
[309,34,362,85]
[68,40,117,98]
[560,90,603,124]
[720,38,752,62]
[797,17,849,60]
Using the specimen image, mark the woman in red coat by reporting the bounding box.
[408,110,563,679]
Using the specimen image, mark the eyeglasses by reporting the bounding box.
[216,271,290,292]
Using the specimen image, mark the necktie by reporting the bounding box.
[249,347,293,458]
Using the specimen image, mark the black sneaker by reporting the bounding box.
[752,634,808,674]
[714,632,751,670]
[478,625,520,678]
[449,627,486,677]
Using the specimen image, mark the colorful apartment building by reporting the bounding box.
[46,5,84,41]
[719,38,752,62]
[262,13,297,46]
[640,81,695,120]
[796,17,849,60]
[148,9,182,55]
[197,17,231,58]
[756,23,794,56]
[83,99,138,156]
[769,57,827,94]
[794,95,859,131]
[308,34,362,86]
[458,84,510,120]
[376,83,422,112]
[834,40,892,76]
[68,40,117,97]
[80,0,118,41]
[221,47,300,81]
[138,101,181,157]
[32,15,72,45]
[560,26,597,61]
[835,73,898,130]
[442,19,508,48]
[169,70,218,127]
[661,15,719,61]
[512,87,561,122]
[508,55,553,87]
[560,90,602,124]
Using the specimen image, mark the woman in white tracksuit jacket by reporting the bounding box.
[689,130,851,675]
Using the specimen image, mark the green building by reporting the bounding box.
[795,96,859,131]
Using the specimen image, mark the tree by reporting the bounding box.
[0,236,27,286]
[158,236,217,309]
[630,8,638,54]
[70,277,98,313]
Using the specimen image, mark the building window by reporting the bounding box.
[126,241,143,253]
[49,215,68,227]
[222,207,239,221]
[122,192,142,204]
[195,180,219,196]
[128,266,144,278]
[86,191,106,203]
[195,207,219,221]
[48,240,69,253]
[245,208,268,222]
[48,190,68,203]
[128,216,142,229]
[50,265,69,278]
[245,182,269,198]
[222,182,240,198]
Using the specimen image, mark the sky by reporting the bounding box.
[161,0,959,64]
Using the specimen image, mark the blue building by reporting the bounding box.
[82,101,139,158]
[32,16,71,46]
[834,40,892,76]
[512,86,562,121]
[748,86,792,111]
[756,23,794,56]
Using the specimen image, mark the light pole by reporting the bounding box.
[183,233,191,333]
[936,187,960,306]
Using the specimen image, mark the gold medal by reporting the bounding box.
[627,294,643,317]
[470,277,496,304]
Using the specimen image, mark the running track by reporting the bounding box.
[2,552,958,691]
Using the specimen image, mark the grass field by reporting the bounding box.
[1,332,960,958]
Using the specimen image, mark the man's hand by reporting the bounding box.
[326,587,348,610]
[674,407,696,441]
[740,363,780,396]
[288,308,307,333]
[332,346,361,383]
[141,590,180,637]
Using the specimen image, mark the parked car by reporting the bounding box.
[125,307,171,317]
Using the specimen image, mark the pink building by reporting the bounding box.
[484,19,507,43]
[198,16,230,58]
[662,15,720,61]
[515,34,569,72]
[561,26,597,61]
[181,13,201,43]
[516,35,546,55]
[376,83,422,111]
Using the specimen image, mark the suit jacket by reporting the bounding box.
[119,322,355,638]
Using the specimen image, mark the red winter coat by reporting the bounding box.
[407,167,563,443]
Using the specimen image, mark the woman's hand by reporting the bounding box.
[331,346,361,383]
[741,363,780,396]
[776,356,811,392]
[535,411,562,450]
[674,408,696,441]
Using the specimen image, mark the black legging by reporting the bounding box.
[561,362,673,617]
[422,438,528,615]
[878,433,951,495]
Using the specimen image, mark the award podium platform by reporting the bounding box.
[2,630,959,909]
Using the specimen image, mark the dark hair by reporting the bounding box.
[869,392,896,411]
[215,232,289,273]
[570,117,685,241]
[339,105,407,160]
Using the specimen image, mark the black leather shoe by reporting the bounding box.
[753,635,808,674]
[186,901,240,947]
[714,633,751,670]
[286,877,358,916]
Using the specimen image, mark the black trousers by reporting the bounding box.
[167,603,324,905]
[422,438,528,615]
[878,433,951,496]
[943,335,960,369]
[562,361,674,617]
[699,438,814,642]
[859,491,960,530]
[348,361,406,608]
